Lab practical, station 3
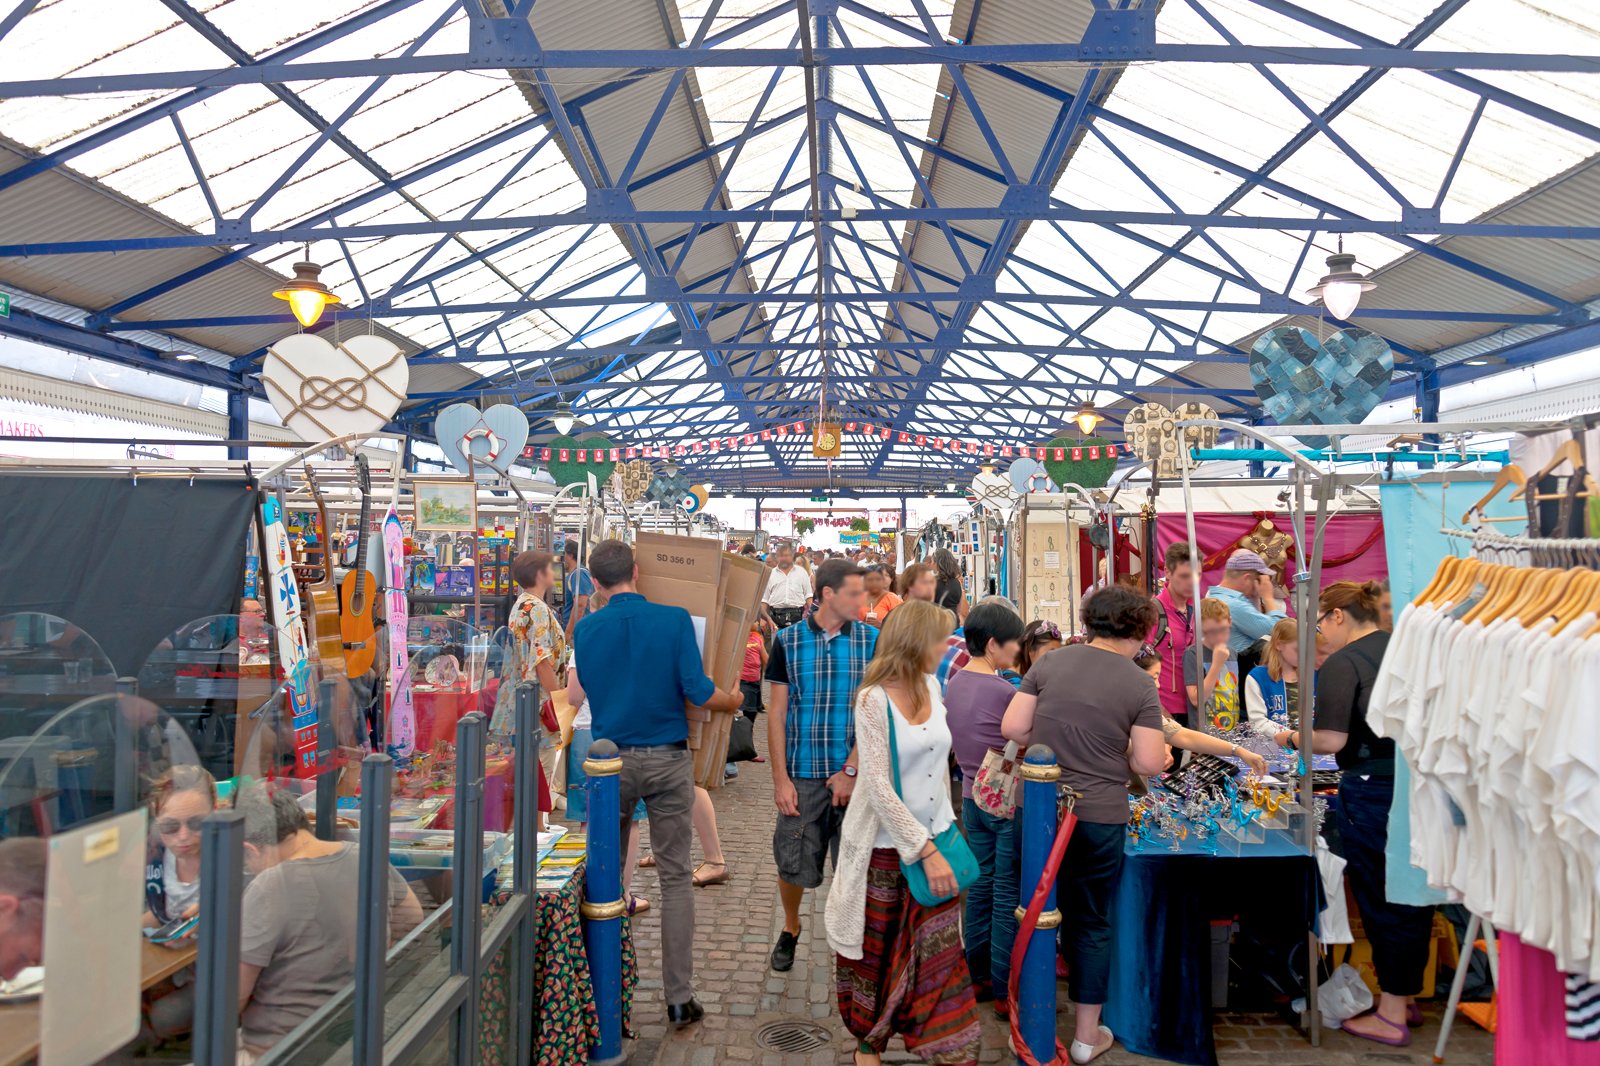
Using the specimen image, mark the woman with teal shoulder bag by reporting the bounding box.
[825,600,982,1066]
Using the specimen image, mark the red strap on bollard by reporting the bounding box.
[1007,806,1080,1066]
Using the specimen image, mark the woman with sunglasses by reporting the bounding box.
[1017,619,1064,676]
[141,765,217,1040]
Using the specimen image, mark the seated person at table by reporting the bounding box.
[0,837,45,981]
[141,766,217,1040]
[1184,598,1240,729]
[233,785,422,1063]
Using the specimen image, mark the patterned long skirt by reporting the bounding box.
[837,849,982,1064]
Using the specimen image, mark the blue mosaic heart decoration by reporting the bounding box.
[1250,326,1393,448]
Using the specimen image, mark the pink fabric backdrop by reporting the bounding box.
[1154,512,1388,593]
[1498,934,1600,1066]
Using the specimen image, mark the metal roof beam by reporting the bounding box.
[122,290,1559,327]
[14,205,1600,258]
[7,44,1598,99]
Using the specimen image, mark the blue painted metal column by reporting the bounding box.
[581,738,625,1066]
[1415,366,1441,444]
[227,389,249,461]
[1016,744,1061,1064]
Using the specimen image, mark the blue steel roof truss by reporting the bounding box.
[0,0,1597,488]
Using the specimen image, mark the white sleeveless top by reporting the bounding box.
[874,688,956,848]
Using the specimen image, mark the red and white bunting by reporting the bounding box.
[524,422,1124,465]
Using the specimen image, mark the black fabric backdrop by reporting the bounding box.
[0,475,257,676]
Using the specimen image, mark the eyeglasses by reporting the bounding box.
[1315,610,1333,633]
[156,816,207,836]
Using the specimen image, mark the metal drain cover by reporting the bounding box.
[754,1020,833,1053]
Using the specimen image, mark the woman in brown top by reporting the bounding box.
[1002,587,1166,1065]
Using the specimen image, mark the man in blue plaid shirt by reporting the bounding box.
[764,558,877,972]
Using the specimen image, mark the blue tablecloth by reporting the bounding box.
[1103,824,1321,1066]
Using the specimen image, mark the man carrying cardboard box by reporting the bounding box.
[765,558,876,973]
[569,540,742,1028]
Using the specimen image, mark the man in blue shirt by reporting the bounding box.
[764,558,876,972]
[1205,549,1287,668]
[569,540,740,1028]
[560,540,594,642]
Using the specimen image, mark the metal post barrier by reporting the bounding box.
[1016,744,1061,1065]
[353,753,393,1066]
[451,712,487,1062]
[581,739,625,1066]
[112,677,137,814]
[314,679,339,840]
[193,810,245,1066]
[513,682,541,1061]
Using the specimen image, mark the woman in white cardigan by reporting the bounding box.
[826,601,981,1066]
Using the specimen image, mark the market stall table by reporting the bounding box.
[0,941,199,1066]
[478,858,636,1066]
[1104,821,1321,1066]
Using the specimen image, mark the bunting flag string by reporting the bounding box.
[520,420,1122,463]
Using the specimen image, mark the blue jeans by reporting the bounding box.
[962,796,1020,1002]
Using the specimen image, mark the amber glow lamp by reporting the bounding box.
[1073,399,1103,436]
[272,245,341,328]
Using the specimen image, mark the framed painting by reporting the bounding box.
[413,480,476,532]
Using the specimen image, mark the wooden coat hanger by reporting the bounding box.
[1511,440,1586,502]
[1463,464,1528,522]
[1415,556,1464,605]
[1549,571,1600,634]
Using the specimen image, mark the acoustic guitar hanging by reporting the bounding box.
[340,455,381,676]
[304,467,348,678]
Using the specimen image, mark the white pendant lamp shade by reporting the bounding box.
[1308,251,1375,320]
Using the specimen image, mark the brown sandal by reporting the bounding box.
[638,853,656,869]
[692,861,729,887]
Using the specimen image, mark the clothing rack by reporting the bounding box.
[1172,416,1600,1050]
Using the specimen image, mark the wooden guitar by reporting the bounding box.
[303,468,348,677]
[339,455,380,676]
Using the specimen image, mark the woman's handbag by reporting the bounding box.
[972,741,1021,818]
[885,700,979,906]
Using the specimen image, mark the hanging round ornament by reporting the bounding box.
[679,485,709,514]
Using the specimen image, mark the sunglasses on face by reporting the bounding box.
[156,816,207,836]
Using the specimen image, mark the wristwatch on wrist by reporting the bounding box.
[842,765,858,778]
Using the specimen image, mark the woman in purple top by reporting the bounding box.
[942,601,1025,1015]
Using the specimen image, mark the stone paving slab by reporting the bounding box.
[555,725,1495,1066]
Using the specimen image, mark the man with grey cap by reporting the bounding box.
[1204,549,1286,682]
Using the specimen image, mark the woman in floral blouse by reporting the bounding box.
[510,551,564,828]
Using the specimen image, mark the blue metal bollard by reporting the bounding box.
[1016,744,1062,1065]
[581,738,625,1066]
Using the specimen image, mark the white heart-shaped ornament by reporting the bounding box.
[262,333,409,442]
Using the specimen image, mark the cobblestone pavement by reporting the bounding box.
[567,727,1495,1066]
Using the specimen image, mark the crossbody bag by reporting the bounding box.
[886,698,979,906]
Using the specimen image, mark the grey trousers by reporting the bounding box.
[617,746,696,1005]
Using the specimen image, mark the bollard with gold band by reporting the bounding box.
[581,738,626,1066]
[1017,743,1062,1063]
